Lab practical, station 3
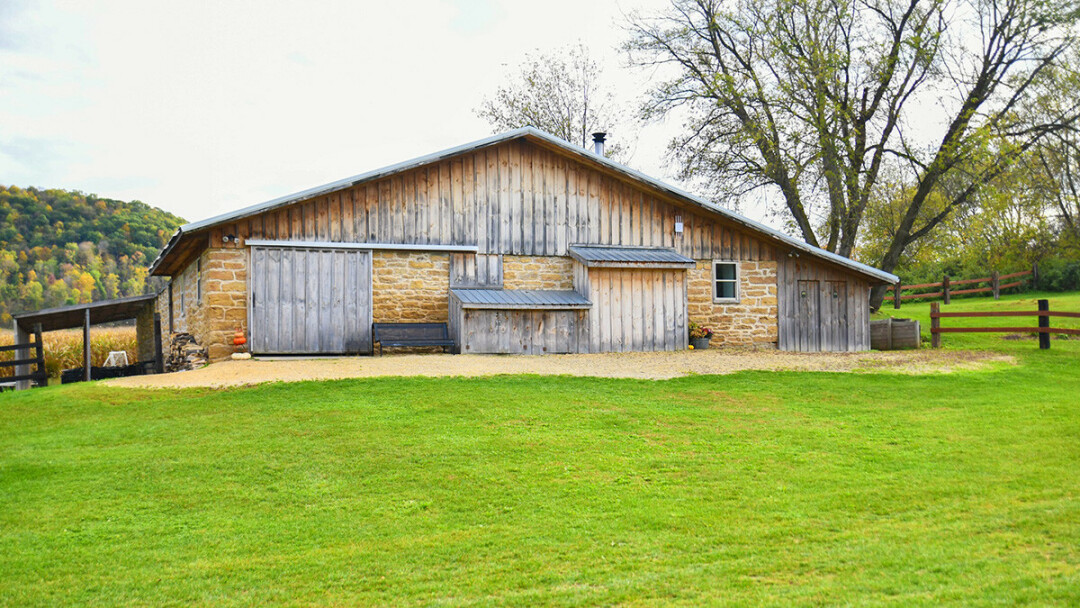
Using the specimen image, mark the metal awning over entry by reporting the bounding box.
[11,293,161,388]
[568,245,696,269]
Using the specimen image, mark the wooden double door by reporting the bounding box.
[249,246,373,354]
[796,279,849,351]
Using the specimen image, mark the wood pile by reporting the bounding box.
[167,333,208,371]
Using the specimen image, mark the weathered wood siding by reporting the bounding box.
[455,307,585,354]
[207,139,778,263]
[249,246,372,354]
[777,256,870,351]
[584,268,688,352]
[449,253,503,288]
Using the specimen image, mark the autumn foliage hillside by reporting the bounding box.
[0,185,185,324]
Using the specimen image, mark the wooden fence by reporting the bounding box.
[892,264,1037,309]
[930,300,1080,349]
[0,323,47,388]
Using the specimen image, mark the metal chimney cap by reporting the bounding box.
[592,132,607,142]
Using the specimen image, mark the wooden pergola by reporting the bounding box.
[11,294,162,389]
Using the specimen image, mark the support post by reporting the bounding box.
[32,323,44,387]
[1038,299,1050,350]
[168,282,174,333]
[893,281,901,309]
[83,308,91,382]
[13,321,30,391]
[991,271,1000,300]
[153,313,164,374]
[942,275,951,305]
[931,302,941,349]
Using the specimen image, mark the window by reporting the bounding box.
[713,261,739,302]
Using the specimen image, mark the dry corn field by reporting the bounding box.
[0,326,138,378]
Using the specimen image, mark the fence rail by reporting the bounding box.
[0,323,47,388]
[893,264,1037,309]
[930,300,1078,349]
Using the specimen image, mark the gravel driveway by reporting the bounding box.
[104,348,1011,389]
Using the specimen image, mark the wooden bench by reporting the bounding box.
[372,323,455,356]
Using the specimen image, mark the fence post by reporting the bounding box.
[991,271,1000,300]
[13,321,30,391]
[1038,299,1050,350]
[1032,262,1039,290]
[931,302,941,348]
[83,308,91,382]
[32,323,44,387]
[894,281,902,309]
[943,275,951,305]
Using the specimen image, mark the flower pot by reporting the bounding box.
[690,336,711,350]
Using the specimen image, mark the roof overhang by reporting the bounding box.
[149,127,899,285]
[568,245,696,269]
[13,294,157,333]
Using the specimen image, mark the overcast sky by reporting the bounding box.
[0,0,743,227]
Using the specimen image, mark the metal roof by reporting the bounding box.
[13,293,157,333]
[450,289,591,309]
[149,126,898,284]
[568,245,695,268]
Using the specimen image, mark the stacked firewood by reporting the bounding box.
[167,333,207,372]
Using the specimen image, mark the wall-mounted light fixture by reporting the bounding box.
[222,234,238,244]
[674,215,684,235]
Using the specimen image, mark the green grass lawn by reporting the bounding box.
[2,294,1079,606]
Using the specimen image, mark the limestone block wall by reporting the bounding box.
[200,249,248,361]
[155,248,247,363]
[688,260,779,347]
[371,251,450,323]
[502,256,573,290]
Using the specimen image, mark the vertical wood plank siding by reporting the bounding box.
[585,268,687,353]
[454,308,585,355]
[249,246,372,354]
[776,256,870,352]
[210,140,778,264]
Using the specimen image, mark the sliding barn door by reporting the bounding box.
[250,246,372,354]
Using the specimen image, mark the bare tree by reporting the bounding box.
[627,0,1080,307]
[476,43,627,156]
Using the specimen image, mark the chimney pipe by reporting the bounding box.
[592,132,607,156]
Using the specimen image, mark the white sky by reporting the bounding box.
[1,0,759,227]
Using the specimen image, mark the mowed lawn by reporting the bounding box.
[1,295,1079,606]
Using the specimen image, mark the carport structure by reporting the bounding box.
[11,294,163,389]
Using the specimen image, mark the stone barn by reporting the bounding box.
[148,127,897,360]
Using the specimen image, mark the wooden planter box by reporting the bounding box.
[870,318,921,350]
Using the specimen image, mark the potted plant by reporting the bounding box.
[689,322,713,350]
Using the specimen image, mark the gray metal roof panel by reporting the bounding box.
[568,245,695,265]
[450,289,591,309]
[151,126,898,284]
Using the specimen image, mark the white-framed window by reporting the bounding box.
[712,260,739,302]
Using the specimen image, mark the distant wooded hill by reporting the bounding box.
[0,185,186,325]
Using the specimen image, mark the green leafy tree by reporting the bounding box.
[628,0,1080,307]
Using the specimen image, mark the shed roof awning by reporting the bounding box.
[12,294,156,332]
[450,289,591,310]
[568,245,696,269]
